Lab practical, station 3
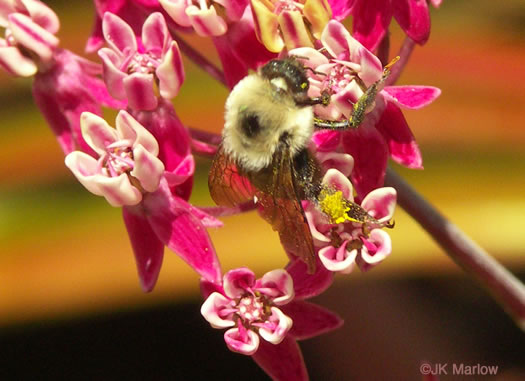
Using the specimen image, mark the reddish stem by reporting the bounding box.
[385,167,525,329]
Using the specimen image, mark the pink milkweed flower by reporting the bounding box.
[305,169,397,273]
[65,110,221,291]
[201,260,341,381]
[291,20,440,197]
[0,0,123,154]
[0,0,59,76]
[159,0,249,36]
[98,12,184,111]
[332,0,443,51]
[250,0,332,53]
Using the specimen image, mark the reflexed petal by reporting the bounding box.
[122,205,164,292]
[252,337,308,381]
[361,187,397,222]
[116,110,159,155]
[256,269,294,305]
[102,12,137,54]
[201,292,236,328]
[322,168,354,200]
[351,0,392,51]
[318,242,357,273]
[142,12,170,53]
[286,258,334,300]
[375,101,423,168]
[259,307,293,344]
[251,0,284,53]
[383,86,441,110]
[80,112,118,155]
[200,278,224,299]
[327,0,355,20]
[303,0,332,39]
[164,154,194,186]
[156,41,184,99]
[359,229,391,265]
[224,327,260,355]
[8,13,58,62]
[131,145,165,192]
[278,10,313,50]
[0,46,37,76]
[223,267,256,299]
[159,0,192,27]
[217,0,249,21]
[145,181,221,282]
[98,47,127,99]
[392,0,430,45]
[312,130,341,152]
[123,72,158,111]
[24,0,60,34]
[187,4,227,36]
[342,125,388,198]
[317,151,354,177]
[188,206,224,228]
[281,300,343,340]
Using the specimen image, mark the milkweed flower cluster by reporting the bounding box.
[1,0,443,379]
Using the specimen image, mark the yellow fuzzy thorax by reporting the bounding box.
[318,188,357,224]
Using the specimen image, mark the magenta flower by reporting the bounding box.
[201,260,340,380]
[332,0,443,51]
[305,169,397,273]
[291,20,440,196]
[159,0,248,36]
[98,12,184,111]
[65,111,221,291]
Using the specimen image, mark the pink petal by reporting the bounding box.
[187,206,224,228]
[316,151,354,177]
[255,269,294,305]
[321,19,351,58]
[24,0,60,34]
[225,327,260,355]
[383,86,441,109]
[80,112,118,156]
[200,278,224,299]
[8,13,58,62]
[361,187,397,222]
[116,110,159,155]
[201,292,236,328]
[318,242,357,273]
[142,12,170,53]
[124,72,158,111]
[289,47,330,68]
[286,258,334,300]
[186,4,227,36]
[102,12,137,54]
[258,307,293,344]
[223,267,256,299]
[131,145,165,192]
[144,181,221,282]
[164,154,195,186]
[81,71,128,110]
[327,0,355,20]
[281,300,343,340]
[98,47,127,99]
[375,101,423,168]
[156,41,184,99]
[122,205,164,292]
[64,152,105,196]
[322,168,354,200]
[278,10,313,50]
[0,46,37,76]
[252,336,308,381]
[311,130,341,152]
[342,125,388,198]
[392,0,430,45]
[351,0,392,51]
[159,0,192,27]
[217,0,249,21]
[359,229,391,265]
[332,81,362,118]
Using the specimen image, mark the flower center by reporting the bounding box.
[322,63,357,94]
[101,141,134,177]
[123,50,161,75]
[235,293,271,326]
[274,0,304,14]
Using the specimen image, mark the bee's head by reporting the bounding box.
[259,58,311,105]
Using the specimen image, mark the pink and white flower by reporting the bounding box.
[305,169,397,273]
[98,12,184,111]
[291,20,440,197]
[201,261,341,380]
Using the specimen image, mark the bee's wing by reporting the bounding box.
[208,145,256,207]
[255,146,316,273]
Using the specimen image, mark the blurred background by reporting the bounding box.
[0,0,524,380]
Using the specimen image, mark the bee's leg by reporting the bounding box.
[296,90,331,107]
[313,118,352,130]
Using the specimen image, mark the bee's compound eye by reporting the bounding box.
[240,113,261,138]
